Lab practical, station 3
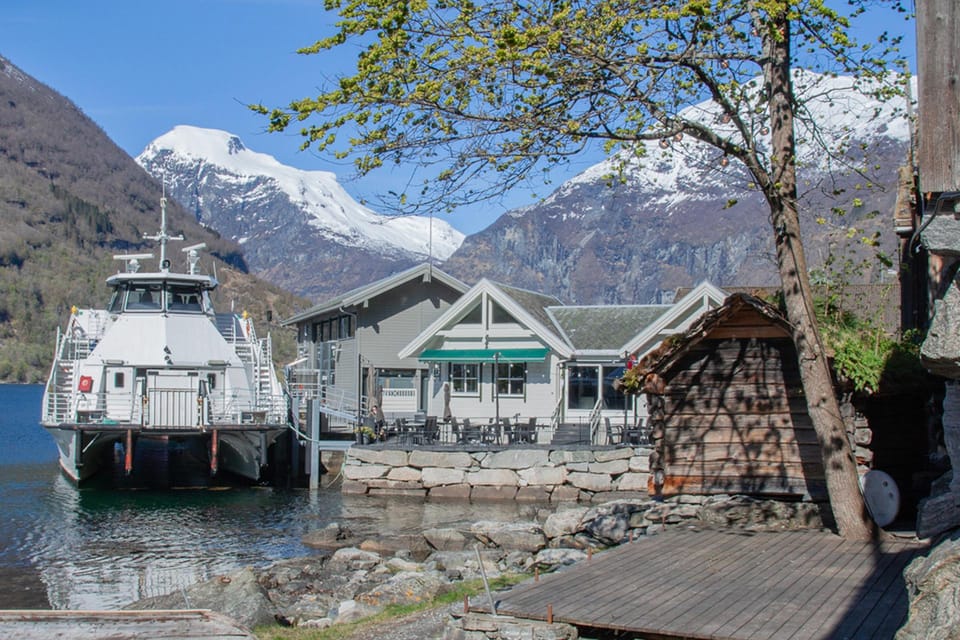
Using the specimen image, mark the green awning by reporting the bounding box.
[418,348,549,363]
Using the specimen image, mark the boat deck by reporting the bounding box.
[476,527,928,640]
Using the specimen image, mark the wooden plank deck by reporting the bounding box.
[0,609,255,639]
[480,528,928,640]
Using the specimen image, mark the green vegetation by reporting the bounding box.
[253,572,531,640]
[815,294,927,395]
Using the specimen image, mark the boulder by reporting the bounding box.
[897,530,960,640]
[543,507,589,540]
[428,549,504,579]
[698,495,824,530]
[359,569,451,607]
[124,566,276,630]
[423,527,470,551]
[327,547,382,571]
[302,522,355,550]
[358,533,433,561]
[533,548,588,571]
[579,500,651,546]
[329,598,381,625]
[470,521,547,552]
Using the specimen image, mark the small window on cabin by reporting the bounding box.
[462,305,482,324]
[491,302,514,324]
[207,373,217,391]
[114,372,125,388]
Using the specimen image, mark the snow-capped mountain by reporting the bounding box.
[443,71,912,304]
[137,126,464,299]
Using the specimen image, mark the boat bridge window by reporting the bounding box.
[166,285,204,313]
[125,284,163,311]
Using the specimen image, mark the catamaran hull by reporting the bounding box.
[44,425,285,485]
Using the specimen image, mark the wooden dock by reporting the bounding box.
[0,609,254,639]
[479,528,929,640]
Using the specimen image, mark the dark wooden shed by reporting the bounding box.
[638,293,827,501]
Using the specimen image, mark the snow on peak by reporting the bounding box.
[137,126,465,260]
[562,70,913,212]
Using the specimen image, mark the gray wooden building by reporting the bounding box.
[282,264,468,428]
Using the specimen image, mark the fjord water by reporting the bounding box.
[0,384,541,610]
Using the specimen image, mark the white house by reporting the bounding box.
[399,279,728,438]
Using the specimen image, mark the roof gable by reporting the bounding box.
[622,281,729,357]
[637,293,793,375]
[398,279,571,359]
[282,263,468,325]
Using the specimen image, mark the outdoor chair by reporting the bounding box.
[604,417,621,445]
[461,418,482,444]
[423,416,439,444]
[623,418,648,445]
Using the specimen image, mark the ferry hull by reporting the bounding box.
[44,424,285,486]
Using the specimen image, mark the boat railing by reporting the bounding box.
[42,387,287,430]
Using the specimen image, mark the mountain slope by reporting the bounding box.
[442,72,910,304]
[0,56,305,382]
[137,126,465,300]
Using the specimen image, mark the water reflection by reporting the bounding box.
[18,475,546,609]
[1,384,548,610]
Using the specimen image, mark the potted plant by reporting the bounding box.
[355,425,376,444]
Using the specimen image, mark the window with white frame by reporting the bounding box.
[450,363,480,394]
[496,362,525,396]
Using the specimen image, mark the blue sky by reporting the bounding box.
[1,1,916,235]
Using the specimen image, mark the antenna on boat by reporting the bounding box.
[113,253,155,273]
[144,181,184,272]
[182,243,207,275]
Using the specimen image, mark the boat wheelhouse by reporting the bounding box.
[41,200,287,483]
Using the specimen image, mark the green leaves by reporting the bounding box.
[252,0,910,213]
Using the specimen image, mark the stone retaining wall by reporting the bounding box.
[341,445,654,501]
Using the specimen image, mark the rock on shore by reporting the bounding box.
[124,494,826,631]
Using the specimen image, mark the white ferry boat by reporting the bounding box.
[40,198,288,483]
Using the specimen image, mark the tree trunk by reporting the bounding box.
[763,14,876,540]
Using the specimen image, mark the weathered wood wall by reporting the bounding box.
[651,308,826,500]
[917,0,960,192]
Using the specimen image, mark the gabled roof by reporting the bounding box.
[281,263,469,326]
[636,292,792,375]
[548,305,671,352]
[496,282,564,331]
[398,278,572,359]
[621,281,729,356]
